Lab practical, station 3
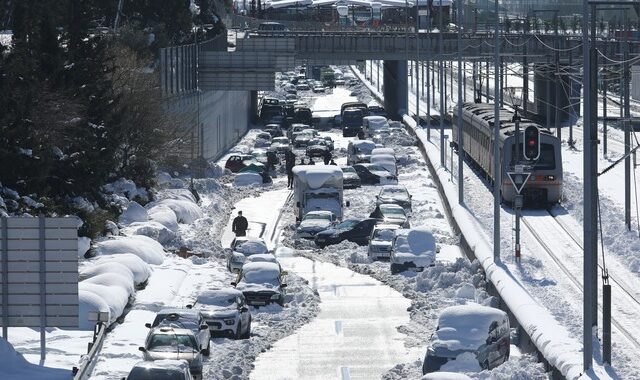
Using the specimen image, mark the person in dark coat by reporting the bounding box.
[323,150,332,165]
[286,150,296,188]
[266,149,278,171]
[232,211,248,237]
[329,159,337,165]
[308,157,315,165]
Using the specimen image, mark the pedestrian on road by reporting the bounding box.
[232,211,249,237]
[308,157,315,165]
[286,151,296,189]
[323,150,332,165]
[329,159,337,165]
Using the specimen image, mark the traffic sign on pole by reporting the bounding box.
[506,171,531,195]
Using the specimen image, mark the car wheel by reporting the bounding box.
[234,323,243,340]
[241,318,251,339]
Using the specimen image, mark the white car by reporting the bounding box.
[390,228,437,274]
[233,262,287,307]
[191,288,251,340]
[296,211,337,239]
[367,224,400,259]
[227,237,270,273]
[139,327,204,379]
[370,154,397,176]
[377,203,409,228]
[146,308,211,355]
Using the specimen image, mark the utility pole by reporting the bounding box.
[457,0,464,203]
[416,2,420,127]
[624,24,631,230]
[439,2,445,166]
[427,10,431,139]
[493,0,501,262]
[554,11,561,141]
[523,14,529,116]
[546,55,552,130]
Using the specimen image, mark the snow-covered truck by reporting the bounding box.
[292,166,347,222]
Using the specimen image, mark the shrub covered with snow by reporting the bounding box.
[91,253,151,286]
[78,290,111,330]
[153,199,202,224]
[94,235,165,265]
[79,282,129,325]
[121,221,177,245]
[79,261,134,284]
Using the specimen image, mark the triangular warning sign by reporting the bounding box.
[506,172,531,195]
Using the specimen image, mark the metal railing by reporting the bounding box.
[71,322,107,380]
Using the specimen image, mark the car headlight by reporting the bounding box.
[270,293,281,300]
[224,318,236,325]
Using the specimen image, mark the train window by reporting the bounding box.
[510,143,555,170]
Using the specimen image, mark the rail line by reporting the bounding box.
[520,210,640,351]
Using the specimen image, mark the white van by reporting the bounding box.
[362,116,390,139]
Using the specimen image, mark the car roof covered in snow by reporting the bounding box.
[241,261,281,276]
[304,210,335,217]
[130,359,190,371]
[197,288,243,302]
[292,165,343,185]
[156,308,201,319]
[394,228,435,253]
[350,140,376,149]
[432,304,508,351]
[371,147,395,156]
[363,115,388,122]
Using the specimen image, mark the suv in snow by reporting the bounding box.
[125,360,193,380]
[191,288,251,340]
[367,224,400,260]
[139,327,205,379]
[145,309,211,356]
[422,304,510,373]
[232,262,287,307]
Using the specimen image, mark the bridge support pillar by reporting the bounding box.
[383,60,408,120]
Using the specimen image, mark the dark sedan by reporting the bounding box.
[352,163,398,185]
[306,139,330,158]
[314,218,377,248]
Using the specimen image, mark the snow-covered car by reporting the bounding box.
[295,210,337,239]
[353,163,398,185]
[367,224,400,259]
[421,373,472,380]
[305,139,330,158]
[422,305,510,374]
[312,84,325,93]
[314,218,377,248]
[376,185,412,211]
[390,228,437,274]
[245,253,281,269]
[340,166,361,189]
[370,154,397,176]
[146,308,211,355]
[232,262,287,307]
[224,154,256,173]
[293,132,314,148]
[125,359,194,380]
[296,83,310,91]
[375,204,409,227]
[264,124,284,137]
[287,124,309,140]
[321,136,334,151]
[191,288,251,339]
[227,237,270,273]
[139,327,205,379]
[271,137,291,154]
[346,140,376,165]
[233,172,263,187]
[251,149,269,165]
[254,132,272,148]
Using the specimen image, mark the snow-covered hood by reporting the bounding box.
[236,282,280,293]
[298,219,333,231]
[382,214,407,225]
[199,306,239,319]
[147,349,200,362]
[392,251,435,266]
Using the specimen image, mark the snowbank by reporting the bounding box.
[78,236,91,258]
[146,204,179,232]
[91,253,151,286]
[79,262,134,284]
[153,199,202,224]
[78,282,129,326]
[83,273,135,301]
[78,290,111,330]
[0,337,70,379]
[234,172,263,187]
[403,115,585,379]
[121,220,177,245]
[119,201,148,225]
[94,235,165,265]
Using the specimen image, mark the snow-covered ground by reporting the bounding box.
[360,59,640,378]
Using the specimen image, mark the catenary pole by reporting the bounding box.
[493,0,501,262]
[457,0,464,203]
[439,0,445,166]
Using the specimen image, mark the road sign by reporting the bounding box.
[506,171,531,195]
[0,216,79,361]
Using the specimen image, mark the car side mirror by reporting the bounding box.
[230,282,237,286]
[241,306,249,312]
[200,324,209,330]
[138,347,146,352]
[144,323,151,328]
[280,284,288,289]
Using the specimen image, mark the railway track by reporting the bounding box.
[520,210,640,351]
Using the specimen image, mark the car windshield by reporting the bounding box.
[198,293,236,307]
[367,165,386,172]
[304,213,332,221]
[341,167,356,174]
[337,220,359,229]
[242,269,280,286]
[373,229,396,241]
[381,188,408,197]
[148,334,198,351]
[127,367,185,380]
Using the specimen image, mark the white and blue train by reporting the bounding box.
[451,102,563,205]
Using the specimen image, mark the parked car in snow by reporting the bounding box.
[352,163,398,185]
[370,154,397,176]
[422,304,510,374]
[296,83,311,91]
[254,132,272,148]
[305,138,331,158]
[312,84,326,93]
[264,124,284,137]
[287,123,310,140]
[125,360,194,380]
[271,137,291,154]
[371,204,409,227]
[340,166,361,189]
[139,327,205,379]
[321,136,334,151]
[390,228,437,274]
[190,288,251,339]
[362,115,390,139]
[376,185,412,211]
[232,262,287,307]
[367,224,399,260]
[314,218,377,248]
[227,237,270,273]
[295,210,337,239]
[251,149,269,165]
[346,140,376,165]
[245,253,281,269]
[224,154,256,173]
[293,131,314,148]
[146,308,211,355]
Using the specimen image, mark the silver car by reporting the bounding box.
[125,360,193,380]
[367,224,399,259]
[139,327,205,379]
[295,211,337,239]
[146,309,211,356]
[192,288,252,339]
[226,237,270,273]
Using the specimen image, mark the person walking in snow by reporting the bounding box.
[323,150,332,165]
[232,211,249,237]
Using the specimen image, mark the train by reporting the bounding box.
[451,102,563,206]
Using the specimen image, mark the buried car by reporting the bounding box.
[139,327,205,379]
[226,237,270,273]
[367,224,400,259]
[371,203,409,228]
[422,304,510,374]
[340,166,361,189]
[125,360,194,380]
[376,185,412,211]
[232,262,287,307]
[390,228,437,274]
[190,288,251,339]
[314,218,377,248]
[295,210,337,239]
